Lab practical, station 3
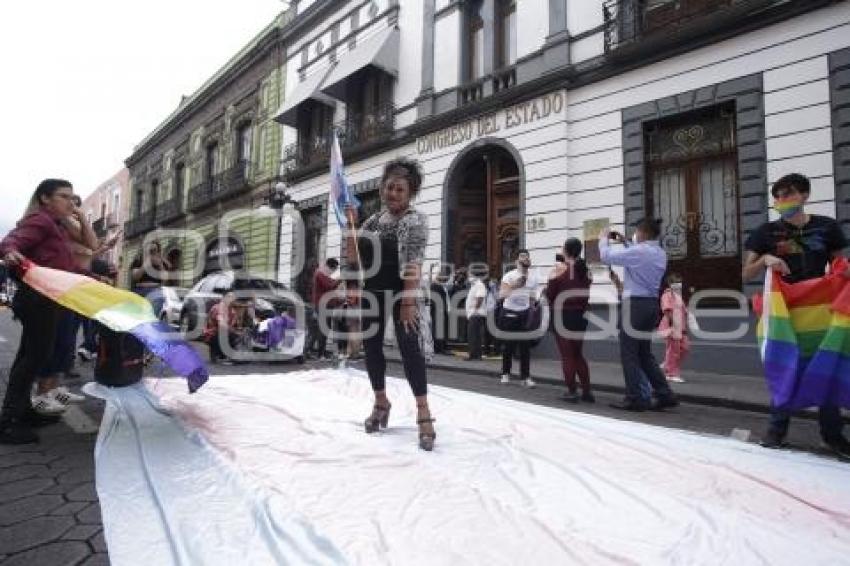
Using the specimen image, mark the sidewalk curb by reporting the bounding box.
[392,355,849,424]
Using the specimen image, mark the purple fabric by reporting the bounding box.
[267,315,297,349]
[131,321,209,393]
[763,335,850,410]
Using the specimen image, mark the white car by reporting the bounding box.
[159,287,188,327]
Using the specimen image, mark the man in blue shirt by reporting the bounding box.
[600,218,678,411]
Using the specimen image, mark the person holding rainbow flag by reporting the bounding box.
[744,172,850,460]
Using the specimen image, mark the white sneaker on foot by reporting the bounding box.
[500,374,511,384]
[523,378,536,388]
[31,394,67,416]
[50,386,86,404]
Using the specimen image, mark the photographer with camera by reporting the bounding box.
[600,219,678,412]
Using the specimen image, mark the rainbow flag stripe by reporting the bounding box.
[773,196,802,216]
[18,259,208,392]
[755,258,850,410]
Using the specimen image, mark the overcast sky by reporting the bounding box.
[0,0,288,236]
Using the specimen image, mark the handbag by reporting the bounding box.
[523,300,542,332]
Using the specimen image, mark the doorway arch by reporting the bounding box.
[442,138,525,277]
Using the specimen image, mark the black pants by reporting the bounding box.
[2,285,61,422]
[619,297,673,403]
[363,290,428,397]
[467,315,484,359]
[500,312,531,379]
[308,311,332,356]
[208,331,238,362]
[769,405,844,443]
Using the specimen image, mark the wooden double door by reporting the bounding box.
[646,105,742,301]
[450,148,520,277]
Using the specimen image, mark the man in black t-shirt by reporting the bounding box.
[743,173,850,460]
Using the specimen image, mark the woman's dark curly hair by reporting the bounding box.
[381,157,423,197]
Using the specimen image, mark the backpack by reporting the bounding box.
[95,324,144,387]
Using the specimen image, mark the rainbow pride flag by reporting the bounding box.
[17,259,208,392]
[754,258,850,410]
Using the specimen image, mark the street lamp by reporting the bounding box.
[270,181,296,211]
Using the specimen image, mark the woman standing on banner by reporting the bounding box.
[0,179,80,444]
[344,158,436,451]
[545,238,594,403]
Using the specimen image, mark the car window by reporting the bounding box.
[196,277,215,293]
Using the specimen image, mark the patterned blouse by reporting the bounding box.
[361,207,429,266]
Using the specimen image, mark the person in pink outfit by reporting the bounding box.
[658,273,689,383]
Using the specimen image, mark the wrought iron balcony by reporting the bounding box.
[187,161,251,212]
[155,194,184,224]
[124,209,155,239]
[603,0,775,53]
[283,103,395,180]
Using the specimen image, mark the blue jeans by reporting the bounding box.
[133,287,164,318]
[769,405,844,443]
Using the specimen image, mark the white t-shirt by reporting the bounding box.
[501,268,539,312]
[466,278,487,318]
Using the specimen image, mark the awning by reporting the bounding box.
[320,26,400,100]
[273,64,337,127]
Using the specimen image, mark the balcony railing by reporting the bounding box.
[124,209,155,239]
[155,194,184,224]
[492,67,517,95]
[92,212,119,238]
[603,0,774,53]
[283,103,395,179]
[459,78,485,106]
[187,160,251,212]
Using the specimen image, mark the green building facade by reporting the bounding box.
[122,9,292,289]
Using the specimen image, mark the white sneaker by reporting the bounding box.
[31,394,67,416]
[523,378,536,388]
[500,374,511,384]
[51,387,86,404]
[667,375,685,383]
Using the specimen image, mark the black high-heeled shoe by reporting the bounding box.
[417,417,436,451]
[364,403,391,433]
